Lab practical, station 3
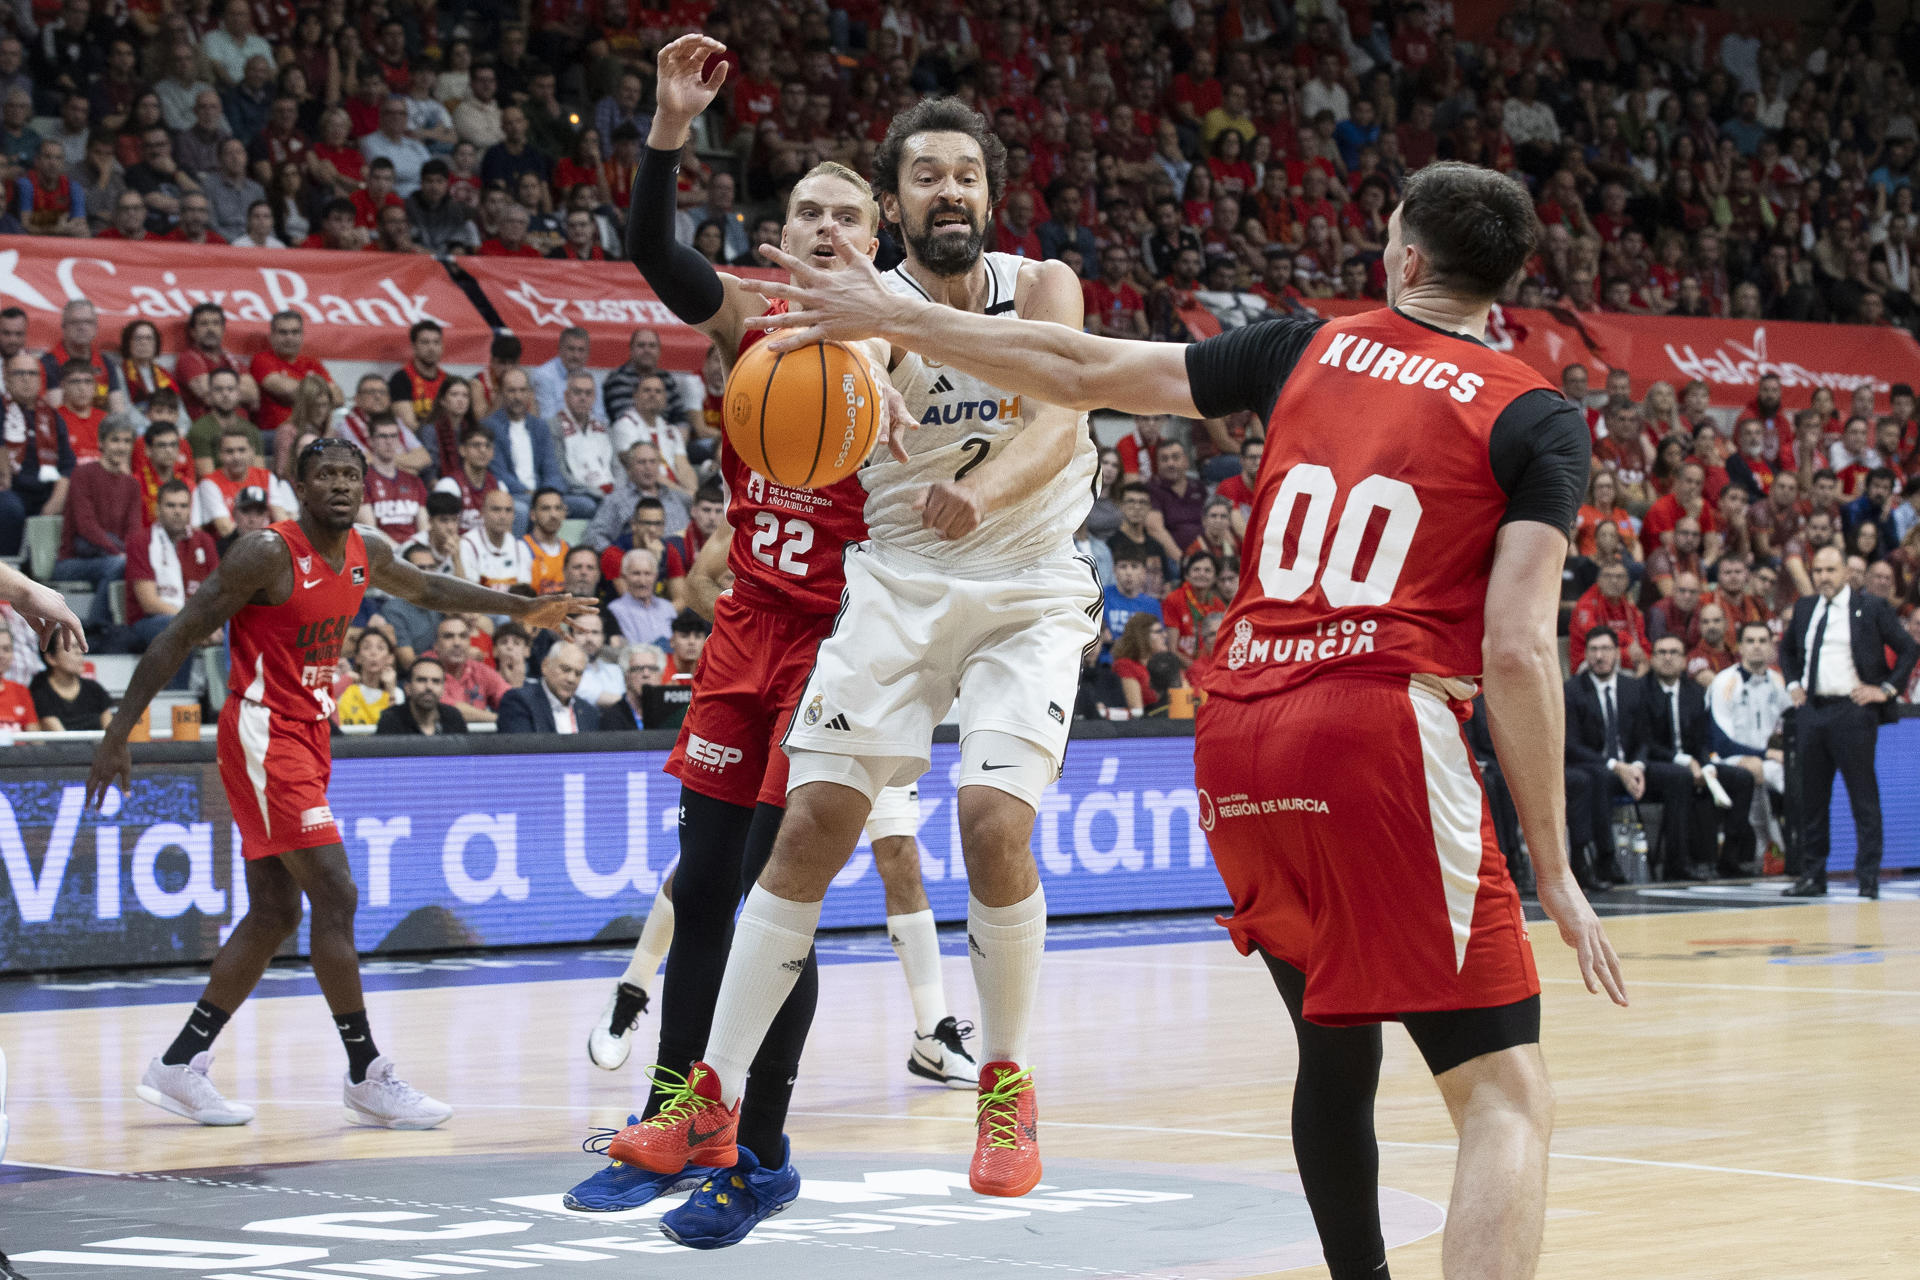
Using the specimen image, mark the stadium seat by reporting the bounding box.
[24,515,60,582]
[203,648,227,714]
[560,518,589,545]
[108,581,126,627]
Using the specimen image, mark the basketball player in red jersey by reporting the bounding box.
[86,437,595,1131]
[752,162,1629,1280]
[559,34,962,1247]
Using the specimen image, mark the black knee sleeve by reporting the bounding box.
[1260,951,1391,1280]
[646,787,755,1119]
[1400,996,1541,1077]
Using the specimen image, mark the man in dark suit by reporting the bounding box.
[498,640,600,733]
[374,658,469,736]
[1644,634,1757,877]
[1565,626,1696,885]
[1779,545,1920,898]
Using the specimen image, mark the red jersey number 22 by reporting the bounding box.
[1258,465,1422,607]
[750,512,815,576]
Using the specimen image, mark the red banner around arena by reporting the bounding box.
[1299,298,1920,412]
[460,257,784,371]
[0,236,491,364]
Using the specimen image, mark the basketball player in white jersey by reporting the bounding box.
[617,98,1097,1215]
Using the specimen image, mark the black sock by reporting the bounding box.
[333,1009,381,1083]
[161,999,232,1066]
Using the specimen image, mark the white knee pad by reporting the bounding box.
[787,747,925,806]
[957,730,1058,810]
[866,784,922,841]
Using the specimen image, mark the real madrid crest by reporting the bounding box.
[803,694,823,726]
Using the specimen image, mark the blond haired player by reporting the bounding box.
[615,92,1100,1232]
[562,35,975,1248]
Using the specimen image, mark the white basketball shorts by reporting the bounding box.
[783,541,1101,786]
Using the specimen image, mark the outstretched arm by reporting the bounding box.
[362,527,598,629]
[87,531,289,807]
[746,228,1201,418]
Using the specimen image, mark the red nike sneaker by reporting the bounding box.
[969,1061,1041,1197]
[607,1063,739,1173]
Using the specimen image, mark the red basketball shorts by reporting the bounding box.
[1195,676,1539,1026]
[217,697,341,860]
[665,592,836,809]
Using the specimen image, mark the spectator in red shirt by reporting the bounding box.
[1083,244,1148,338]
[53,415,143,630]
[175,303,261,425]
[1569,559,1652,673]
[1115,412,1165,481]
[357,412,430,544]
[123,478,219,650]
[299,197,368,250]
[1640,460,1718,556]
[1646,570,1704,647]
[550,207,607,260]
[432,422,507,534]
[163,191,228,245]
[52,362,107,466]
[96,189,154,241]
[1645,516,1707,600]
[1162,549,1227,666]
[480,201,543,256]
[993,188,1044,258]
[424,613,510,723]
[19,138,86,236]
[0,626,37,730]
[1216,437,1261,531]
[1684,604,1737,686]
[350,156,405,228]
[249,310,340,437]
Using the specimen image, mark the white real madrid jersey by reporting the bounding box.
[864,252,1095,574]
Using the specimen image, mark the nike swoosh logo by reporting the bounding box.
[302,577,322,588]
[981,762,1016,771]
[687,1118,729,1145]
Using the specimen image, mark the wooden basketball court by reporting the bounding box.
[1,889,1916,1278]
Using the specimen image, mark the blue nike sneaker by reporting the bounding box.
[659,1137,802,1249]
[563,1116,705,1211]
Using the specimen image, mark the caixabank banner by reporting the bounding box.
[0,738,1222,974]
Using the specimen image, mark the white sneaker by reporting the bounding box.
[586,982,650,1071]
[344,1056,452,1130]
[906,1016,979,1090]
[136,1053,255,1125]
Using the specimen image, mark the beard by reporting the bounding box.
[904,203,986,277]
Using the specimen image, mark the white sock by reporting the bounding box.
[620,893,675,994]
[887,909,948,1038]
[967,888,1046,1067]
[703,886,822,1106]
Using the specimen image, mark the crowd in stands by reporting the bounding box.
[5,0,1920,750]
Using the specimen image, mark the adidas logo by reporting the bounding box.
[930,374,955,394]
[968,932,985,957]
[889,933,902,946]
[780,956,808,973]
[823,713,851,731]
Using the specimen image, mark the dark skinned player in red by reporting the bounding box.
[87,437,596,1131]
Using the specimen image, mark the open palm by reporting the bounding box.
[656,34,730,121]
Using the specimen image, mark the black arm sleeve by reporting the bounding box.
[1183,315,1327,423]
[626,145,726,326]
[1488,389,1590,533]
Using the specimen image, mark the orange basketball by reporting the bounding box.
[723,338,880,489]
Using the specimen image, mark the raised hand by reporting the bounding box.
[654,34,731,126]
